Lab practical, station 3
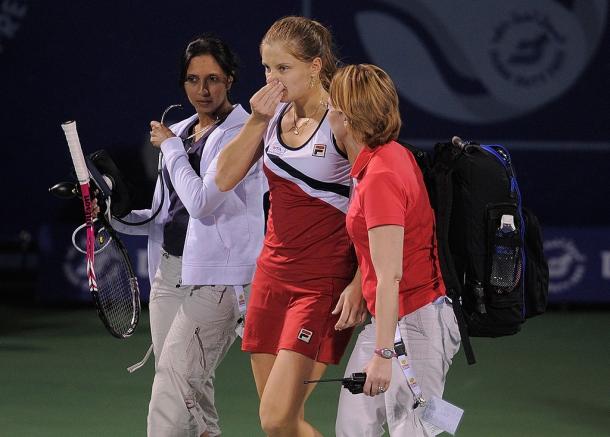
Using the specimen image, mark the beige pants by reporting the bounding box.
[147,251,245,437]
[336,298,461,437]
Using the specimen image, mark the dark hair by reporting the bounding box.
[179,34,239,87]
[261,16,338,91]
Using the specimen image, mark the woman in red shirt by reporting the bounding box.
[328,64,461,436]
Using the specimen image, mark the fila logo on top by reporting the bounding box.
[298,328,313,343]
[312,144,327,157]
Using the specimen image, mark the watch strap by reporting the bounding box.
[374,347,396,359]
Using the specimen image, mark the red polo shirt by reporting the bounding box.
[346,141,445,317]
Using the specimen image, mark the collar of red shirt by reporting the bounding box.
[350,145,378,180]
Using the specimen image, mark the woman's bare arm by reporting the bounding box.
[216,81,285,191]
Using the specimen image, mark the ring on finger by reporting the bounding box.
[378,386,386,393]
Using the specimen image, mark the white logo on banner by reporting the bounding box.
[137,249,148,278]
[601,251,610,280]
[545,238,586,293]
[63,244,88,291]
[0,0,28,54]
[355,0,607,123]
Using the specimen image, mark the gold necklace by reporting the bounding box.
[291,100,325,135]
[185,119,218,141]
[186,104,235,141]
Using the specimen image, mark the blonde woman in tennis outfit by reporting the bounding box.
[112,36,265,437]
[216,16,366,437]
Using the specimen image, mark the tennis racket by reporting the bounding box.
[61,120,140,338]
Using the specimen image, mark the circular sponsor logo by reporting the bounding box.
[544,238,586,293]
[484,6,583,109]
[489,11,567,90]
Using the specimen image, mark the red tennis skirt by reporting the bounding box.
[241,267,354,365]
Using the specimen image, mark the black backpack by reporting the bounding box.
[404,138,549,364]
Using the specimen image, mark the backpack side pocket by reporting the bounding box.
[522,207,549,318]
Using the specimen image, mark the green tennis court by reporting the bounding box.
[1,305,608,436]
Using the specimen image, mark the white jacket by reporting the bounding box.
[113,104,265,286]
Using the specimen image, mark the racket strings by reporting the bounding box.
[95,240,139,337]
[62,121,140,338]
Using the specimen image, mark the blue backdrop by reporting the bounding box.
[1,0,609,302]
[36,225,610,304]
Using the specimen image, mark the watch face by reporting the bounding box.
[382,349,393,358]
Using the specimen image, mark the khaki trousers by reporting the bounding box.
[336,298,461,437]
[147,251,246,437]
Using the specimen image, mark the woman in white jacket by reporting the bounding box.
[113,35,265,437]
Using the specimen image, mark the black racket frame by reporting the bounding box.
[93,214,141,339]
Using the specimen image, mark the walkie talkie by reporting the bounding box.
[304,372,367,394]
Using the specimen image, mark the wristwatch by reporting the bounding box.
[374,347,397,359]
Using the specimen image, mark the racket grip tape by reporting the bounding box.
[61,120,90,184]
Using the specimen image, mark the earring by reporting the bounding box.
[309,75,316,89]
[343,119,348,127]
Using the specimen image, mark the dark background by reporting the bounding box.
[1,4,607,435]
[1,0,608,302]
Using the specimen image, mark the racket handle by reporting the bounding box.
[62,121,89,184]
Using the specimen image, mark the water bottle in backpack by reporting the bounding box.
[490,214,520,292]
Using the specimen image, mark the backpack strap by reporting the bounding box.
[401,140,476,364]
[432,142,476,365]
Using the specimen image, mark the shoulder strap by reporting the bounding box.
[431,142,476,365]
[400,142,434,203]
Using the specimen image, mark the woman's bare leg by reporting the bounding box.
[252,350,327,436]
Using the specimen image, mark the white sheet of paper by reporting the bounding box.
[421,396,464,435]
[235,323,244,338]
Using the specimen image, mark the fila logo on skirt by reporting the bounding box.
[297,328,313,343]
